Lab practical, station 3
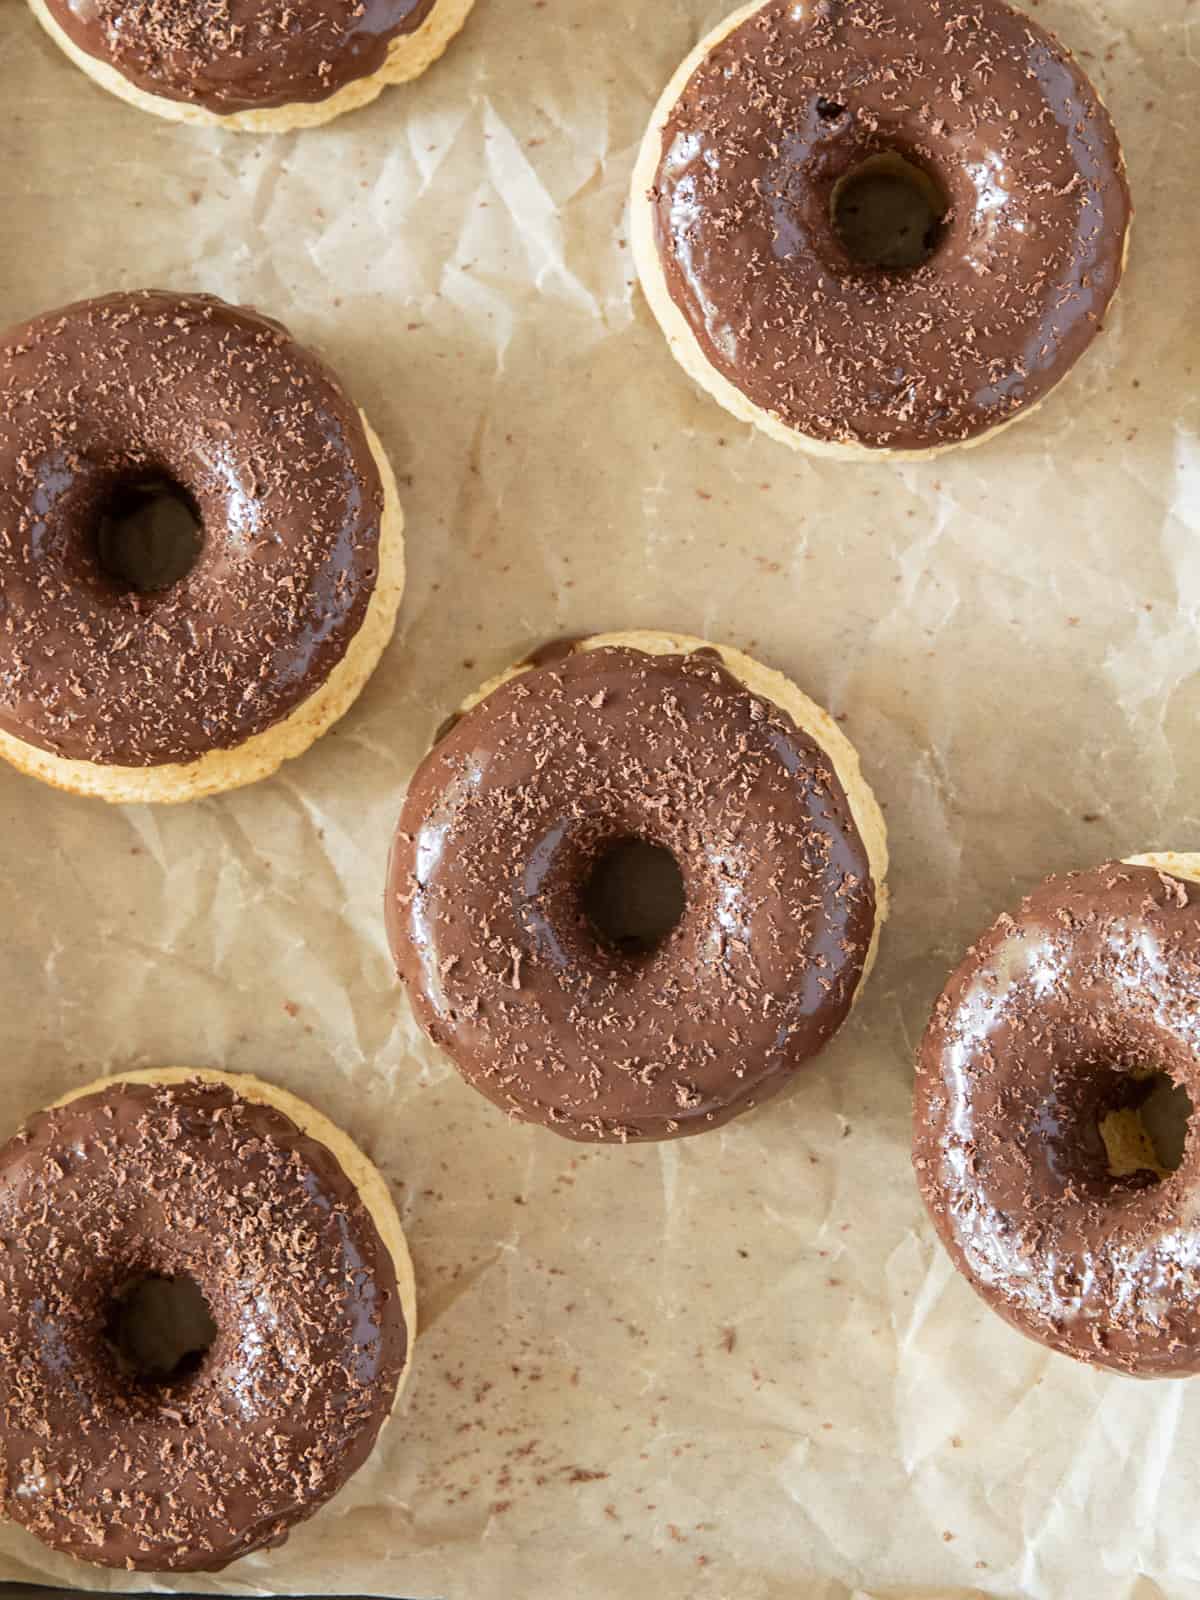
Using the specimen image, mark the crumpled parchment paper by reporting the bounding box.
[0,0,1197,1595]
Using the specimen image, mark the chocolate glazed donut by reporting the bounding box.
[0,290,405,803]
[0,1071,416,1570]
[915,857,1200,1377]
[29,0,478,129]
[631,0,1132,457]
[388,632,889,1144]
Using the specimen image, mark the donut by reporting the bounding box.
[0,290,404,804]
[914,855,1200,1377]
[387,630,889,1143]
[0,1068,416,1571]
[28,0,476,131]
[631,0,1132,459]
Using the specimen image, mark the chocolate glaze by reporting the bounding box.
[915,863,1200,1377]
[388,644,877,1143]
[44,0,438,113]
[650,0,1131,451]
[0,1077,408,1570]
[0,291,382,768]
[433,639,587,746]
[521,635,586,669]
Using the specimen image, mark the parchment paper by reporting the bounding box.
[0,0,1196,1594]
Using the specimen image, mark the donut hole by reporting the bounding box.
[1099,1072,1194,1182]
[104,1272,217,1386]
[95,475,203,593]
[831,153,947,270]
[582,838,685,957]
